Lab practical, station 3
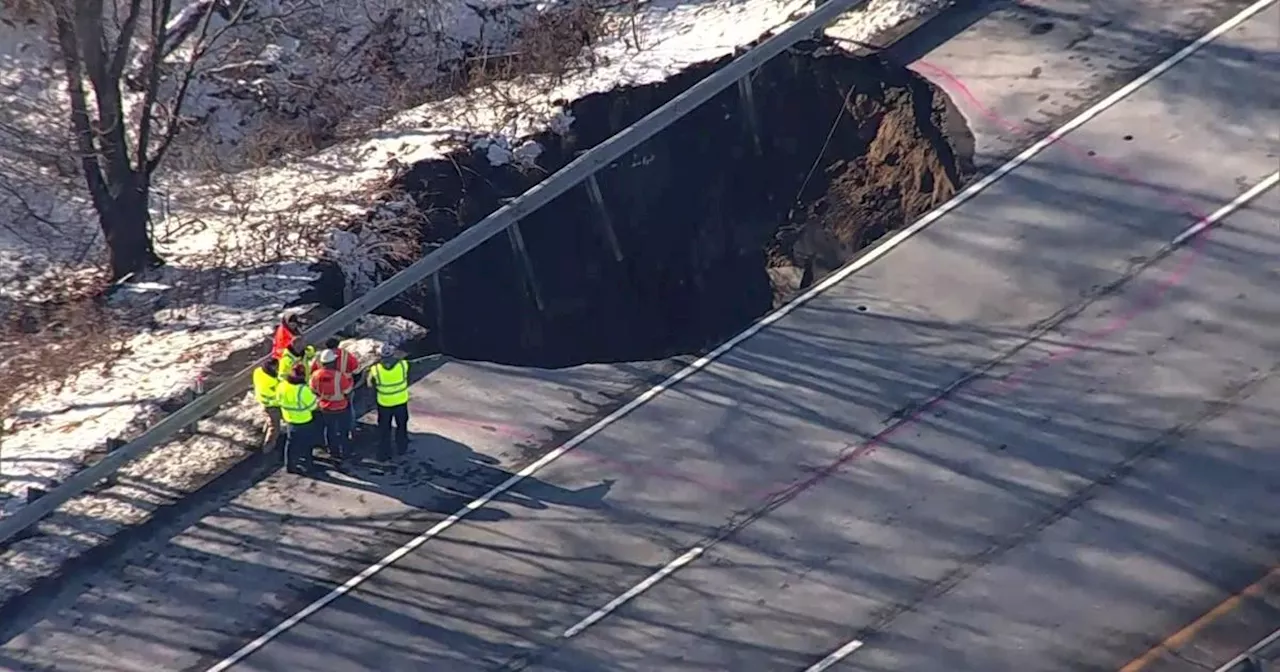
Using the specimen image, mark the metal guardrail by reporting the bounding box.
[1216,628,1280,672]
[0,0,871,545]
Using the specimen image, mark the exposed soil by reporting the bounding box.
[374,38,975,368]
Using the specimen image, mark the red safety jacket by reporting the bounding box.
[310,347,360,377]
[309,368,354,412]
[271,322,298,359]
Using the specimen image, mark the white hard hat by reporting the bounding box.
[318,349,338,364]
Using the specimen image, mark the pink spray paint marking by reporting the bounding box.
[735,59,1230,505]
[913,61,1214,395]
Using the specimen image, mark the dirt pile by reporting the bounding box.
[373,38,974,368]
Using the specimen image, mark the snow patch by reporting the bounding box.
[828,0,950,39]
[548,109,576,135]
[474,134,546,168]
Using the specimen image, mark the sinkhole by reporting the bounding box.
[371,38,975,368]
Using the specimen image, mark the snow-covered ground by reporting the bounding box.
[0,0,947,602]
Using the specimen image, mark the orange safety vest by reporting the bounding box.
[309,368,354,412]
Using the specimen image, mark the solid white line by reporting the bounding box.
[202,2,1275,668]
[1172,171,1279,246]
[804,639,867,672]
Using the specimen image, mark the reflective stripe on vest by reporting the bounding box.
[371,360,409,406]
[252,367,279,407]
[278,382,316,424]
[310,369,351,410]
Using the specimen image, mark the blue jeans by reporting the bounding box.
[321,409,352,460]
[284,419,319,473]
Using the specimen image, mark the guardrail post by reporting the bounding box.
[430,272,446,351]
[736,74,763,156]
[584,175,625,261]
[812,0,829,39]
[506,223,545,313]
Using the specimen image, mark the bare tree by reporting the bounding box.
[48,0,248,281]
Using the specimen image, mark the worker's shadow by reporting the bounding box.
[318,427,614,521]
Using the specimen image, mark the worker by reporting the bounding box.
[252,357,283,452]
[310,337,360,377]
[278,339,316,383]
[270,313,303,359]
[310,337,362,434]
[277,364,320,474]
[366,343,410,461]
[309,349,354,462]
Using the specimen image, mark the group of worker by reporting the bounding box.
[250,313,412,475]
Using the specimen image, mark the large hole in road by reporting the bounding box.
[381,39,975,368]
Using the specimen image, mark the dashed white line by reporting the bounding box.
[563,546,707,639]
[1173,171,1279,246]
[803,639,867,672]
[203,1,1276,668]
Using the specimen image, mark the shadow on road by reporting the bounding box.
[314,427,614,514]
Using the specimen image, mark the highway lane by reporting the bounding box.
[518,165,1280,671]
[2,1,1275,671]
[203,4,1280,671]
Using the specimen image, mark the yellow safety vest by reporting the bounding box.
[252,366,279,407]
[277,345,316,381]
[368,359,409,406]
[277,380,318,424]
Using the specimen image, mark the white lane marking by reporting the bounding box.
[1214,627,1280,672]
[203,2,1275,668]
[563,546,706,639]
[805,640,867,672]
[799,170,1278,672]
[1173,171,1280,246]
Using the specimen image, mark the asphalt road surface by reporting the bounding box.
[2,0,1277,671]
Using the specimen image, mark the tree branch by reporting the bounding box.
[138,0,180,173]
[109,0,146,79]
[51,6,109,211]
[73,0,133,193]
[0,179,66,236]
[146,0,251,174]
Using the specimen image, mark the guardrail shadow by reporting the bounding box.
[315,428,614,514]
